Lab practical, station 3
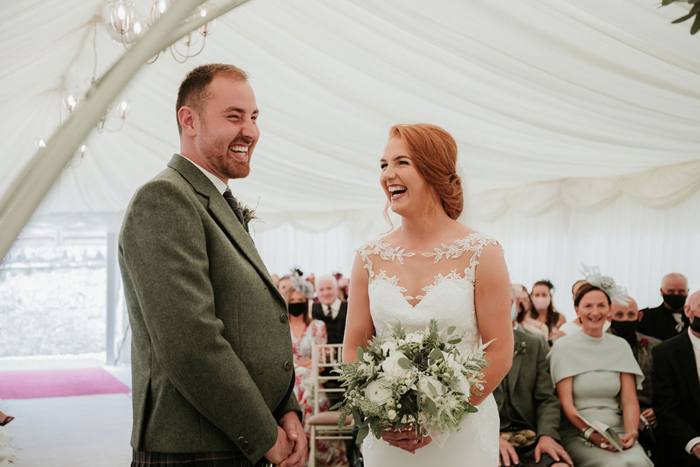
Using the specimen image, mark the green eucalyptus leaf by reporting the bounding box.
[425,397,438,416]
[691,12,700,34]
[338,413,347,429]
[398,358,413,369]
[357,346,365,361]
[427,382,438,397]
[447,325,456,335]
[356,425,370,444]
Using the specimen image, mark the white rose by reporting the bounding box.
[365,379,393,405]
[387,409,397,420]
[381,341,397,356]
[417,375,444,400]
[381,351,411,379]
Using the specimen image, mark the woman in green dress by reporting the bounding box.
[549,280,652,467]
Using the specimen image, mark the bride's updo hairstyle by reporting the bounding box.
[388,123,464,220]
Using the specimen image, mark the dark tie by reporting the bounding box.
[325,305,333,318]
[223,188,246,228]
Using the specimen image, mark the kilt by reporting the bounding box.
[131,450,273,467]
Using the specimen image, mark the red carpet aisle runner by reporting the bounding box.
[0,368,131,399]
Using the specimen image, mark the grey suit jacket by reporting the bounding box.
[493,327,561,441]
[119,155,300,463]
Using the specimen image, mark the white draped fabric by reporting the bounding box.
[1,0,699,360]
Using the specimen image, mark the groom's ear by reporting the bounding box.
[178,106,198,137]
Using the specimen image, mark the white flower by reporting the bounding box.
[417,375,444,400]
[363,353,373,363]
[365,379,392,405]
[381,350,411,379]
[381,341,397,356]
[387,409,397,420]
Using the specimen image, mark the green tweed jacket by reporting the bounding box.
[119,154,300,463]
[493,327,561,442]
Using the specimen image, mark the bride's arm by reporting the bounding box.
[342,251,375,363]
[471,244,514,405]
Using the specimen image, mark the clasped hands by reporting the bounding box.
[588,430,637,452]
[264,412,307,467]
[381,423,433,454]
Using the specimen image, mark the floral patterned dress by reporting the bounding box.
[291,319,347,466]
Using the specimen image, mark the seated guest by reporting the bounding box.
[559,279,611,338]
[277,274,293,297]
[311,275,347,345]
[513,284,549,342]
[550,280,652,467]
[338,276,350,302]
[530,280,566,344]
[608,296,661,456]
[494,289,572,467]
[639,273,690,341]
[284,278,347,466]
[651,290,700,467]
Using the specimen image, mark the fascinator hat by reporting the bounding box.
[290,273,315,300]
[580,264,628,306]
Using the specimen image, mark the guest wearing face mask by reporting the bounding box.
[607,296,661,458]
[652,290,700,467]
[513,284,549,342]
[285,277,348,466]
[530,280,566,344]
[494,288,572,467]
[638,273,690,341]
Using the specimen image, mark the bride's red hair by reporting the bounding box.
[388,123,463,220]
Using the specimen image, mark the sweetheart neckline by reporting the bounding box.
[370,275,469,309]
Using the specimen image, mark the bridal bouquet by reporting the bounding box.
[332,320,490,444]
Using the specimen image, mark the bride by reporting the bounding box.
[343,123,513,466]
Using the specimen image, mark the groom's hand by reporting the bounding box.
[264,426,294,465]
[279,412,306,467]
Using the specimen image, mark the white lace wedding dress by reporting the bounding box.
[358,233,500,466]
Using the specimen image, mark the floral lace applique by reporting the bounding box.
[374,270,414,301]
[357,238,415,281]
[416,269,463,300]
[421,233,501,283]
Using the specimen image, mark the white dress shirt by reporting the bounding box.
[685,326,700,454]
[322,298,342,320]
[180,154,228,195]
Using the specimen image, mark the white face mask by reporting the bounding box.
[532,296,551,311]
[511,302,518,322]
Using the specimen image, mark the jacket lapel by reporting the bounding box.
[167,155,284,306]
[508,331,524,393]
[677,332,700,411]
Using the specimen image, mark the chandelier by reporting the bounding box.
[106,0,215,63]
[62,89,130,133]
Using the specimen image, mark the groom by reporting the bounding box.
[119,64,305,467]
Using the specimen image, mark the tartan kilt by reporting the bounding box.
[131,450,273,467]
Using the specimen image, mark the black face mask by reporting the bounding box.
[690,318,700,333]
[288,302,307,317]
[663,294,686,311]
[611,320,638,347]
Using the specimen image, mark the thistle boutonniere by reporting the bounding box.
[231,200,259,233]
[514,341,527,356]
[639,337,650,356]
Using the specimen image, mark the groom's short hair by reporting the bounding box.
[176,63,249,134]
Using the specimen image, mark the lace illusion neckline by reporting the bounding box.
[360,232,501,308]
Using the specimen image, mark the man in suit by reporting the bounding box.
[311,275,347,345]
[652,290,700,467]
[608,296,661,455]
[639,273,690,341]
[119,64,305,467]
[493,290,572,467]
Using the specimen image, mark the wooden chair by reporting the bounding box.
[305,343,354,467]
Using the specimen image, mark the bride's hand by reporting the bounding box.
[381,424,433,453]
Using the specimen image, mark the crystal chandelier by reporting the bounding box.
[106,0,215,63]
